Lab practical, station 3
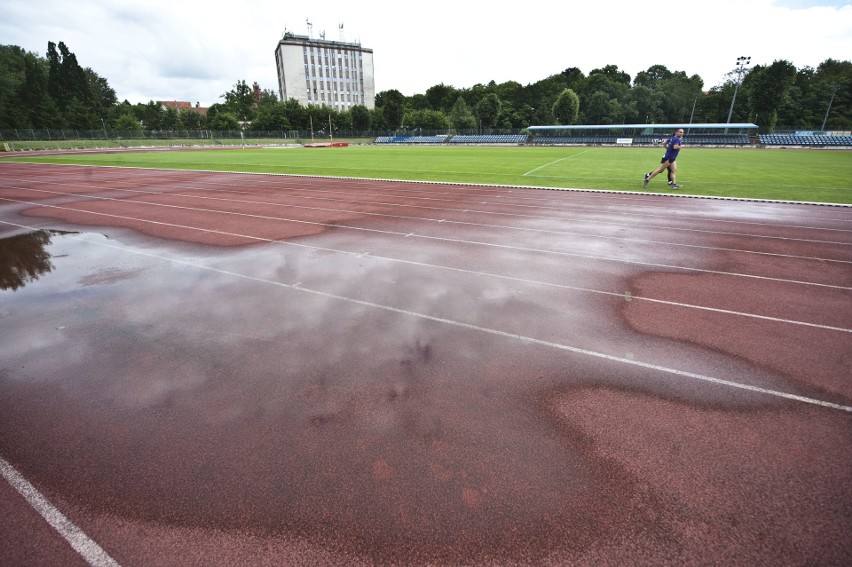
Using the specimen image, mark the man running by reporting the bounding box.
[644,129,684,189]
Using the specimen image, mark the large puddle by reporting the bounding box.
[1,226,840,564]
[1,229,632,562]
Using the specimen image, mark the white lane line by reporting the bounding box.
[1,219,849,334]
[5,164,850,234]
[48,231,852,414]
[3,194,850,291]
[2,219,849,412]
[523,149,594,176]
[33,182,849,265]
[0,457,121,567]
[7,175,852,248]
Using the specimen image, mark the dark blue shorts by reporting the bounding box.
[661,156,677,164]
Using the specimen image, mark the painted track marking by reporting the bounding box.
[2,219,850,413]
[2,192,850,291]
[0,457,121,567]
[15,179,851,264]
[2,204,851,332]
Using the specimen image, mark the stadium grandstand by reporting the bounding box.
[758,131,852,146]
[373,135,449,144]
[371,124,851,147]
[527,123,757,146]
[372,124,777,147]
[448,134,529,145]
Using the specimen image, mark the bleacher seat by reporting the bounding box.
[759,134,852,146]
[448,135,528,144]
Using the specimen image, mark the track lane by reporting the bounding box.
[1,162,851,566]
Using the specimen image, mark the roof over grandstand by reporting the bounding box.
[530,123,758,131]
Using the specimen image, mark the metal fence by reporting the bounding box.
[0,129,303,142]
[1,127,530,142]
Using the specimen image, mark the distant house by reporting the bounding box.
[158,101,209,116]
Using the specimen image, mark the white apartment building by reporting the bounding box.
[275,31,375,110]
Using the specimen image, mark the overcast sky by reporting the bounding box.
[2,0,850,107]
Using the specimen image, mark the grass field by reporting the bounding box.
[3,145,851,204]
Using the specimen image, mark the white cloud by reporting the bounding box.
[2,0,850,106]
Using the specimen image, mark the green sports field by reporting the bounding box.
[4,145,851,204]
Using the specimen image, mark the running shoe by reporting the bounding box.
[643,172,650,188]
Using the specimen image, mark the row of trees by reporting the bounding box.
[1,42,850,135]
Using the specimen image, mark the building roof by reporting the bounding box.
[529,123,758,131]
[158,101,209,115]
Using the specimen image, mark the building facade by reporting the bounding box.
[275,32,375,110]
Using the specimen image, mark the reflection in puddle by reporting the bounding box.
[0,231,605,562]
[0,230,76,291]
[0,227,800,564]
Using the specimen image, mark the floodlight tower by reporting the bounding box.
[821,84,839,131]
[725,56,751,130]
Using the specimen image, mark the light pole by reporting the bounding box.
[821,84,839,131]
[725,56,751,132]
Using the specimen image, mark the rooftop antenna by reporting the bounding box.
[319,30,325,40]
[339,22,345,42]
[306,18,313,38]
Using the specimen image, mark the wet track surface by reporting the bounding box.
[1,162,851,566]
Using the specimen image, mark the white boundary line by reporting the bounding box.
[3,192,851,291]
[3,160,851,208]
[3,220,850,412]
[66,233,852,413]
[523,148,594,176]
[4,166,852,240]
[1,218,848,333]
[10,178,852,262]
[0,456,121,567]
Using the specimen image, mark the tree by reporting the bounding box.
[47,41,93,111]
[448,96,476,130]
[0,45,60,128]
[249,102,291,131]
[561,67,586,92]
[350,104,371,132]
[1,38,850,134]
[209,111,240,131]
[407,94,431,111]
[493,80,526,109]
[63,97,97,129]
[747,60,797,130]
[255,87,279,108]
[425,83,458,113]
[281,98,308,130]
[369,106,387,131]
[633,65,672,90]
[177,109,204,130]
[584,91,619,124]
[115,113,143,132]
[658,71,704,123]
[140,100,165,130]
[86,68,117,111]
[623,84,662,123]
[375,89,406,130]
[585,65,630,100]
[222,79,255,121]
[402,108,450,130]
[812,59,852,129]
[552,89,580,125]
[476,93,502,128]
[161,106,178,130]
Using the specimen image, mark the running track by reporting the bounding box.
[1,161,850,566]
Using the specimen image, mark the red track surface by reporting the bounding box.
[1,162,850,566]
